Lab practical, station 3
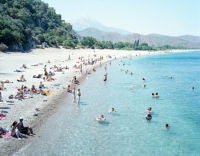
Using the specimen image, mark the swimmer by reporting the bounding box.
[109,108,116,113]
[142,84,146,88]
[104,73,107,81]
[96,114,106,121]
[165,123,170,129]
[144,113,152,120]
[77,89,81,102]
[146,107,152,113]
[152,92,159,98]
[192,86,195,90]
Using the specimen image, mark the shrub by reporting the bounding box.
[0,43,8,52]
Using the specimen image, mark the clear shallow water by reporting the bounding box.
[15,51,200,156]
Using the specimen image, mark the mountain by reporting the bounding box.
[72,18,131,35]
[0,0,78,51]
[78,28,200,49]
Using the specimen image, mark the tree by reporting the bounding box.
[80,37,97,48]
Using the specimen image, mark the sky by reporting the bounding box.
[42,0,200,36]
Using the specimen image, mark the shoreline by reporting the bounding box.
[0,48,197,155]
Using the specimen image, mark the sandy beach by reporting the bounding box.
[0,48,193,155]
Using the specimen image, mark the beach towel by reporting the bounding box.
[3,132,11,138]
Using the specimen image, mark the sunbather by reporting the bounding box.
[17,75,26,82]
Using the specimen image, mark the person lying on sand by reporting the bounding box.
[31,63,43,66]
[17,75,26,82]
[33,74,42,78]
[14,69,25,72]
[0,80,13,83]
[21,64,27,69]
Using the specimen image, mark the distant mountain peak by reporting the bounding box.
[72,18,131,35]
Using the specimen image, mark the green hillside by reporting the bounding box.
[0,0,78,51]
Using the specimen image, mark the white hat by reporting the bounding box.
[19,117,23,120]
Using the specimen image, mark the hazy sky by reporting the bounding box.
[43,0,200,36]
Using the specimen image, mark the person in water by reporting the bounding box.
[146,107,152,113]
[144,113,152,120]
[142,84,146,88]
[104,73,107,81]
[109,108,116,113]
[72,87,77,103]
[67,85,72,93]
[96,114,106,121]
[165,123,170,129]
[152,92,159,98]
[77,89,81,102]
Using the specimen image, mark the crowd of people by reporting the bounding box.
[0,117,34,139]
[1,53,108,140]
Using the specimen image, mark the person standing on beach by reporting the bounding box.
[80,63,83,73]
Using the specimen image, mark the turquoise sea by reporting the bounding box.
[15,51,200,156]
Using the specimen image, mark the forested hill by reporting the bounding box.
[0,0,78,51]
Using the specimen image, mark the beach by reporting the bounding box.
[0,48,193,155]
